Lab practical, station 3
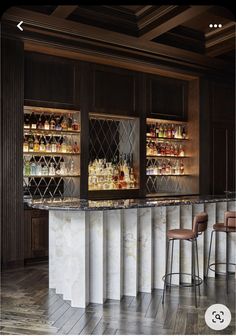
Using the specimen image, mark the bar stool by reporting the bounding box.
[162,212,208,308]
[206,211,236,293]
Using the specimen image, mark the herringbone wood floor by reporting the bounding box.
[0,263,235,335]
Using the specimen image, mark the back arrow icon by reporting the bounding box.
[17,21,23,31]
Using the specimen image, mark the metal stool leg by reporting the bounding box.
[192,239,197,308]
[169,239,175,291]
[206,230,215,281]
[162,239,170,304]
[226,232,229,294]
[195,239,200,297]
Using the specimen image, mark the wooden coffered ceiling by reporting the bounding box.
[2,5,235,69]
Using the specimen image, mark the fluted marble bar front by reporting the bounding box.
[48,200,235,308]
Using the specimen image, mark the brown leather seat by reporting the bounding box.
[167,229,195,240]
[213,223,236,232]
[167,212,208,240]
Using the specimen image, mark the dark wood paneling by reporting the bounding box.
[24,52,79,108]
[92,64,137,116]
[1,37,24,268]
[147,75,188,121]
[211,82,235,122]
[24,209,49,259]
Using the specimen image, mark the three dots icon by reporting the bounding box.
[209,24,222,28]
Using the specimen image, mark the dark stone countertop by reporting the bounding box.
[24,194,236,211]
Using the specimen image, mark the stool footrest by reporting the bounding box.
[208,262,236,276]
[162,272,202,288]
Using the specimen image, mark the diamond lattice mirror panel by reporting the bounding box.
[89,114,139,191]
[146,118,198,196]
[23,106,80,198]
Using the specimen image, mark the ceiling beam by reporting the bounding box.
[2,7,232,75]
[139,5,212,40]
[206,22,235,57]
[51,5,78,19]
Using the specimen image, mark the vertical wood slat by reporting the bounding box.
[138,208,152,292]
[106,210,123,300]
[123,209,138,296]
[89,211,106,304]
[1,36,24,267]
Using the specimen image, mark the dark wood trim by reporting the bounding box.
[51,5,78,19]
[1,36,24,268]
[138,5,211,40]
[206,22,235,57]
[88,189,140,201]
[2,7,233,77]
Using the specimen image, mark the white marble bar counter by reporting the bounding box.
[27,195,236,308]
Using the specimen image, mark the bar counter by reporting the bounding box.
[26,195,236,308]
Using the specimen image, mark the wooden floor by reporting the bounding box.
[0,263,235,335]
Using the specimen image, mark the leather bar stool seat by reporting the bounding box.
[213,223,236,232]
[207,211,236,293]
[162,212,208,308]
[167,228,195,240]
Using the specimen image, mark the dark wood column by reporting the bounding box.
[1,36,24,268]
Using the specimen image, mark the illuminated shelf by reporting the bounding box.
[24,105,80,115]
[147,174,189,177]
[24,174,80,178]
[146,155,188,159]
[24,128,80,135]
[146,136,189,141]
[23,151,80,156]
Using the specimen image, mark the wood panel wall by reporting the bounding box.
[1,37,24,268]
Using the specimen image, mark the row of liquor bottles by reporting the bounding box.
[147,140,185,157]
[24,112,80,131]
[24,158,78,177]
[89,154,136,190]
[146,122,187,139]
[147,159,185,176]
[23,135,80,153]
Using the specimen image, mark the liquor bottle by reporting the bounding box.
[171,162,176,175]
[166,161,171,174]
[56,137,61,152]
[165,142,170,156]
[150,125,155,137]
[49,163,55,176]
[42,164,48,176]
[36,163,41,175]
[72,141,80,153]
[61,137,67,153]
[146,124,151,137]
[163,125,167,138]
[157,142,161,156]
[30,162,36,175]
[70,159,74,174]
[171,124,175,138]
[72,116,79,131]
[24,159,31,176]
[67,139,73,153]
[180,160,184,174]
[67,114,73,130]
[23,136,29,152]
[167,125,172,138]
[44,116,50,130]
[161,160,166,175]
[33,136,40,152]
[24,114,30,129]
[179,145,185,157]
[51,136,57,153]
[155,123,159,138]
[182,126,187,139]
[159,124,163,137]
[50,115,56,130]
[61,116,68,130]
[55,116,62,130]
[28,133,34,152]
[39,136,46,152]
[175,160,180,175]
[174,144,178,156]
[37,116,44,129]
[30,112,37,129]
[45,138,51,152]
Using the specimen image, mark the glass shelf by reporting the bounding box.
[146,135,189,141]
[24,174,80,178]
[24,128,80,135]
[146,155,188,159]
[23,151,80,156]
